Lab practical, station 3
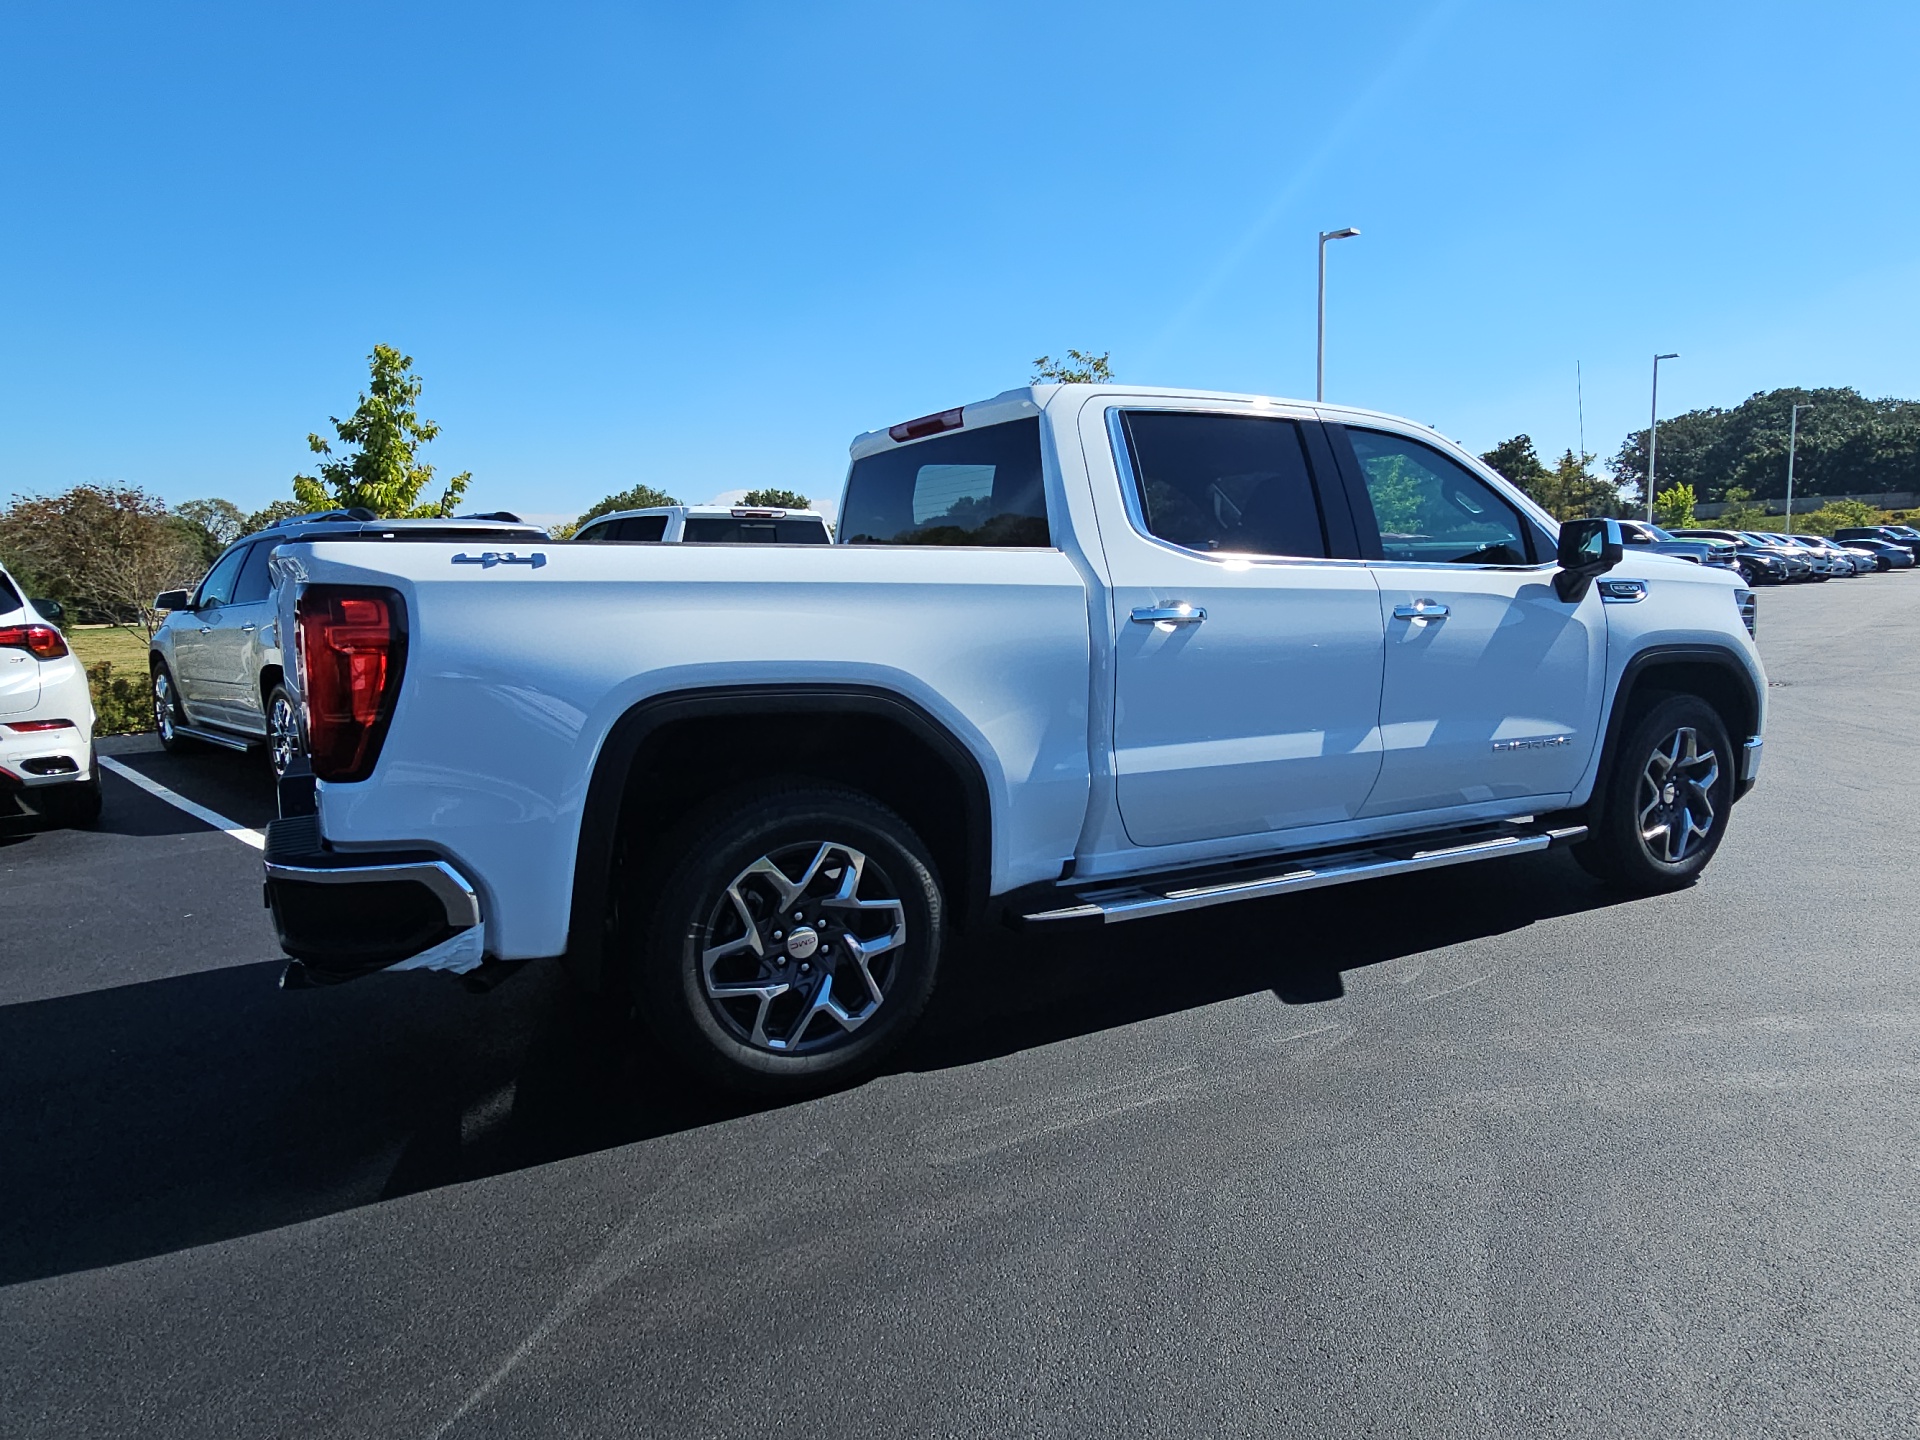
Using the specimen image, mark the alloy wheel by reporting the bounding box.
[1637,726,1720,864]
[269,693,301,778]
[153,672,176,742]
[698,840,908,1054]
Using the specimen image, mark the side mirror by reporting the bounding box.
[1554,518,1623,602]
[155,589,194,613]
[29,597,64,624]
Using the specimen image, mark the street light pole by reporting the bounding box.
[1647,352,1679,521]
[1317,227,1360,402]
[1784,401,1812,532]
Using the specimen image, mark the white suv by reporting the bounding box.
[0,563,100,826]
[572,505,832,544]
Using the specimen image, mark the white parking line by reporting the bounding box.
[98,756,267,850]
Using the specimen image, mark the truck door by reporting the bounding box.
[1327,423,1606,818]
[1083,401,1387,849]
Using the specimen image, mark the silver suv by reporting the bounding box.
[149,508,547,776]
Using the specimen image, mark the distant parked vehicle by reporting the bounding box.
[0,563,100,826]
[572,505,833,545]
[1763,533,1851,578]
[1669,530,1795,585]
[1615,519,1742,574]
[1780,534,1872,576]
[1834,526,1920,565]
[149,508,549,779]
[1833,536,1916,571]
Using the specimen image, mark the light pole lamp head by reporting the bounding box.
[1321,227,1361,241]
[1655,352,1678,361]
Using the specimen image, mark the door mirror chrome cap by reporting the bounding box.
[155,589,194,612]
[1553,518,1624,602]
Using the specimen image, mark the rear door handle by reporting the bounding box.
[1131,604,1207,626]
[239,623,258,633]
[1391,600,1449,622]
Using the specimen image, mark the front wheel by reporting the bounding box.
[1575,695,1735,894]
[628,784,945,1095]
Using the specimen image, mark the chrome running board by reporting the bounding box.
[1018,822,1588,930]
[173,724,253,753]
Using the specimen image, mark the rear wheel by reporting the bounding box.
[1575,694,1734,894]
[266,683,302,779]
[626,784,944,1095]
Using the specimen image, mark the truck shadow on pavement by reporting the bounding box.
[0,852,1630,1287]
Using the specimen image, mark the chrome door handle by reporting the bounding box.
[198,626,214,634]
[1391,600,1449,622]
[240,623,258,633]
[1130,604,1207,625]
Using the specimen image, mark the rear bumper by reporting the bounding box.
[263,814,487,982]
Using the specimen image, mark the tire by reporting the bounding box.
[151,662,196,754]
[627,783,944,1095]
[1574,694,1735,894]
[265,683,303,779]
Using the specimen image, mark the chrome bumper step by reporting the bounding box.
[1017,821,1588,930]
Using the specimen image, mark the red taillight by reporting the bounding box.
[0,624,69,660]
[888,407,964,442]
[295,586,407,782]
[5,719,75,732]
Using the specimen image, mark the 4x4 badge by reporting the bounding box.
[452,551,547,568]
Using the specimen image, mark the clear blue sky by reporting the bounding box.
[3,1,1915,524]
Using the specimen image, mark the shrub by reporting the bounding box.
[86,661,152,736]
[1653,483,1697,530]
[1789,499,1879,536]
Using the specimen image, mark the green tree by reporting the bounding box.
[1031,349,1113,385]
[172,498,248,565]
[741,488,810,509]
[1714,486,1767,531]
[0,484,201,634]
[1653,482,1697,530]
[574,483,680,532]
[1789,498,1878,536]
[1480,435,1549,491]
[242,498,309,534]
[293,345,472,517]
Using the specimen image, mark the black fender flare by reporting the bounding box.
[564,684,994,992]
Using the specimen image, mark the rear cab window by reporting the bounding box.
[1116,411,1330,558]
[839,418,1050,546]
[683,517,829,544]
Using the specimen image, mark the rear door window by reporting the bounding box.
[1345,430,1536,566]
[0,573,21,615]
[840,418,1049,546]
[681,517,828,543]
[1118,411,1329,557]
[233,540,275,603]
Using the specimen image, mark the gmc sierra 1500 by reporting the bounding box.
[260,384,1765,1093]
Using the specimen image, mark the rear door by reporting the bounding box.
[1083,401,1387,848]
[1328,423,1606,818]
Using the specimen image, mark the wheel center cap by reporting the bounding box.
[785,927,820,961]
[1662,782,1677,805]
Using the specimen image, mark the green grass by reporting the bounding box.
[66,625,151,671]
[65,626,156,734]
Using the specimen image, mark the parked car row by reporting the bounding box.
[1668,524,1920,583]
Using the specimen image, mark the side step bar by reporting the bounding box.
[1017,822,1588,930]
[173,724,253,753]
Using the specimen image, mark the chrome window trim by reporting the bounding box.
[1103,405,1355,571]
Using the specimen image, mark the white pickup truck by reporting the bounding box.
[263,384,1765,1093]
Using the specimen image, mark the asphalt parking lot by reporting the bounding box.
[4,574,1918,1438]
